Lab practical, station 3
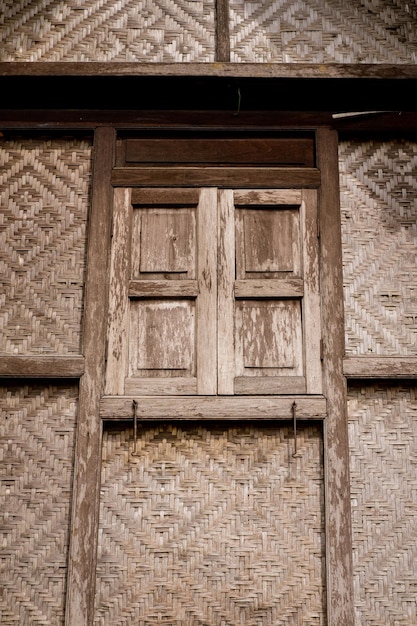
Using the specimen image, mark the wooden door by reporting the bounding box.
[105,186,321,399]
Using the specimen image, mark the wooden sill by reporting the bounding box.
[100,395,327,421]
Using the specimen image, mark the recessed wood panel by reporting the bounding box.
[132,208,196,279]
[236,209,300,277]
[129,300,195,377]
[236,300,303,376]
[124,138,315,166]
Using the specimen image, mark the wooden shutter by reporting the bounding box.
[218,189,322,395]
[105,187,321,398]
[105,187,217,396]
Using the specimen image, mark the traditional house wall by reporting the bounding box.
[1,2,417,625]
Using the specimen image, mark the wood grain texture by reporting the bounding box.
[100,394,327,420]
[124,138,314,165]
[111,167,321,188]
[215,0,230,61]
[234,278,304,298]
[301,189,322,394]
[129,279,198,298]
[2,62,417,79]
[65,127,116,626]
[196,188,218,394]
[217,189,235,395]
[317,128,355,625]
[343,356,417,379]
[105,188,131,395]
[0,356,84,378]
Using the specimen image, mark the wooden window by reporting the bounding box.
[65,128,353,626]
[104,187,321,401]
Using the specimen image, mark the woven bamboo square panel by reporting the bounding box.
[0,383,78,626]
[0,137,91,356]
[348,383,417,626]
[0,0,216,62]
[340,139,417,356]
[229,0,417,62]
[95,422,326,626]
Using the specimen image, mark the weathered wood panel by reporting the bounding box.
[196,188,218,395]
[231,188,321,395]
[236,209,300,277]
[235,299,303,377]
[301,189,322,394]
[105,188,131,396]
[129,279,198,298]
[100,394,327,420]
[217,189,235,395]
[234,278,304,298]
[106,188,217,396]
[129,300,196,376]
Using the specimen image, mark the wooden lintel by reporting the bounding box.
[1,110,417,133]
[0,356,85,378]
[111,167,321,188]
[343,356,417,379]
[100,395,327,420]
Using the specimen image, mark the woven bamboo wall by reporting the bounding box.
[0,136,91,356]
[0,0,216,62]
[0,136,90,624]
[229,0,417,63]
[1,0,416,63]
[347,383,417,626]
[0,383,78,626]
[340,139,417,356]
[95,422,326,625]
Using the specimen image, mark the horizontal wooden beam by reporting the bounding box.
[2,62,417,80]
[1,66,416,119]
[0,356,85,378]
[343,356,417,379]
[112,167,321,188]
[1,110,417,132]
[100,395,327,420]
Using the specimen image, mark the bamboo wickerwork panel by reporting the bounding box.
[0,383,78,626]
[0,0,215,62]
[0,136,91,356]
[339,139,417,356]
[95,422,326,626]
[347,383,417,626]
[230,0,417,63]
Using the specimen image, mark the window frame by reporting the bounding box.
[61,127,353,625]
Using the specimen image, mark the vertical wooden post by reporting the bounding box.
[216,0,230,61]
[65,127,116,626]
[316,128,355,625]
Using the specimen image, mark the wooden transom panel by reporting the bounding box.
[104,187,322,399]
